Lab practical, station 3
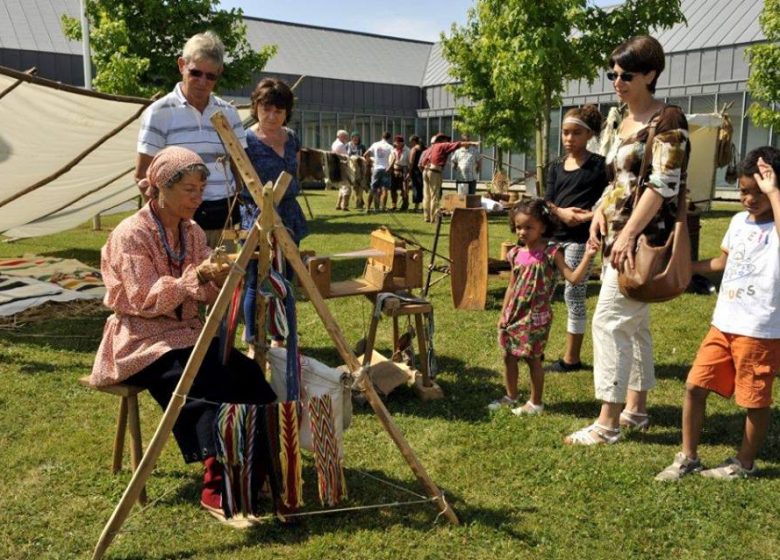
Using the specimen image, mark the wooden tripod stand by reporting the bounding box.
[91,113,458,560]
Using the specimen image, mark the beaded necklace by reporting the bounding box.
[150,200,186,264]
[150,200,186,321]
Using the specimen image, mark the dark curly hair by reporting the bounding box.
[509,197,558,238]
[738,146,780,179]
[563,104,604,135]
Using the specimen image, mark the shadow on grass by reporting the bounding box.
[0,313,106,352]
[41,247,103,268]
[126,465,534,559]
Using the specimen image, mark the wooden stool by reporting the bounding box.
[79,376,147,505]
[363,298,438,394]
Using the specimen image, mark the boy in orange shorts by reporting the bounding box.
[656,147,780,481]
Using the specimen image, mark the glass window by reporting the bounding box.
[371,115,385,144]
[691,95,716,114]
[744,94,771,155]
[389,117,402,138]
[403,119,416,144]
[338,113,355,136]
[548,108,562,159]
[508,150,524,183]
[480,145,494,182]
[287,112,302,141]
[302,111,320,149]
[320,112,337,150]
[666,96,690,112]
[441,116,453,139]
[354,115,370,145]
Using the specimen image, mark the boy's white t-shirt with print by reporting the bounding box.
[711,211,780,339]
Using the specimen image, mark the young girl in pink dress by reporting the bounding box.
[490,198,599,415]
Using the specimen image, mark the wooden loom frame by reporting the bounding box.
[91,112,458,560]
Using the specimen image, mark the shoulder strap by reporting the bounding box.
[632,108,663,207]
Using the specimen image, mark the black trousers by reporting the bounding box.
[127,340,276,463]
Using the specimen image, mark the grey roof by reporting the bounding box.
[0,0,81,54]
[244,17,433,86]
[653,0,764,51]
[421,0,767,87]
[3,0,766,88]
[422,42,451,89]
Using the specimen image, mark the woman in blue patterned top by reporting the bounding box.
[241,78,308,345]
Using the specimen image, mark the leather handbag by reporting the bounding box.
[617,113,692,303]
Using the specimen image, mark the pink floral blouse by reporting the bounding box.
[90,205,219,386]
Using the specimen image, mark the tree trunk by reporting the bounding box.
[534,126,544,197]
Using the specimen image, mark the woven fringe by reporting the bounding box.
[278,401,304,508]
[309,395,347,506]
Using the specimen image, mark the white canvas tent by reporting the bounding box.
[0,65,150,238]
[0,65,252,239]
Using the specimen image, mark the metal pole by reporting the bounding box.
[79,0,92,89]
[80,0,102,230]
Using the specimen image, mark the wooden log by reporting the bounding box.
[91,173,291,560]
[253,185,275,368]
[449,208,488,310]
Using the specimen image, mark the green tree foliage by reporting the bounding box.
[441,0,685,189]
[62,0,276,98]
[747,0,780,129]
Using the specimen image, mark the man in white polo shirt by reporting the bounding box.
[135,31,246,248]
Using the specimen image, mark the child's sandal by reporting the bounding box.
[564,422,622,445]
[512,401,544,416]
[619,410,650,431]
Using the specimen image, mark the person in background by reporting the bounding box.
[422,133,480,223]
[346,131,367,209]
[333,129,351,211]
[135,31,245,249]
[92,147,277,519]
[408,135,425,213]
[346,131,365,158]
[331,129,349,155]
[241,78,308,348]
[544,105,608,373]
[450,133,481,196]
[387,135,411,211]
[364,131,393,213]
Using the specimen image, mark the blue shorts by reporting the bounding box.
[371,168,391,191]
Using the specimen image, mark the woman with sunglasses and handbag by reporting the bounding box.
[565,35,689,445]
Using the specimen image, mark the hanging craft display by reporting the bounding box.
[278,401,304,508]
[308,394,347,506]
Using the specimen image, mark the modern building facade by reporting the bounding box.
[2,0,774,186]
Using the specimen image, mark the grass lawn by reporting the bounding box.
[2,191,779,559]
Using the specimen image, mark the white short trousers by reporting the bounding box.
[591,264,655,402]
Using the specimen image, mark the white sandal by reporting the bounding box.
[512,401,544,416]
[619,410,650,431]
[564,422,622,445]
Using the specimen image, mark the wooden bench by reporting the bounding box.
[79,376,147,505]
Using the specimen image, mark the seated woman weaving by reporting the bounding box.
[90,146,276,518]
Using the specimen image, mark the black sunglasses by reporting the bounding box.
[187,67,220,81]
[607,71,635,82]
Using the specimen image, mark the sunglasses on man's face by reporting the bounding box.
[187,67,220,81]
[607,71,636,82]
